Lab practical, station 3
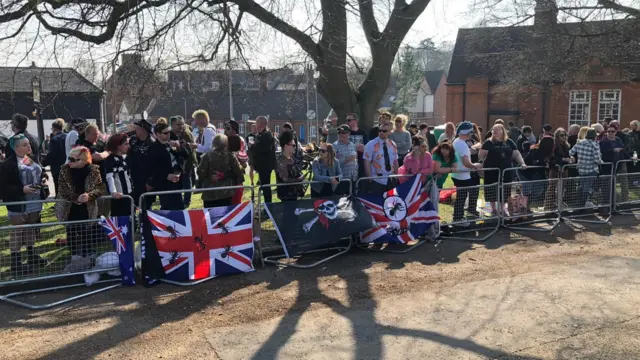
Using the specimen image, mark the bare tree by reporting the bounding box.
[0,0,435,130]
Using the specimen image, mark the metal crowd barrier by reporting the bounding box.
[438,168,501,242]
[257,179,353,268]
[560,162,614,225]
[501,166,561,232]
[355,174,437,253]
[0,195,134,309]
[613,159,640,214]
[139,185,255,286]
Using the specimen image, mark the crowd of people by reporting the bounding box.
[1,107,639,274]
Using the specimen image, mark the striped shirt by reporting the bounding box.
[104,154,133,195]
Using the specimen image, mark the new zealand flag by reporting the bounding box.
[99,216,136,286]
[358,175,439,244]
[144,202,254,283]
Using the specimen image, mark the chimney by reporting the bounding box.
[121,53,142,67]
[31,61,36,68]
[259,66,268,91]
[534,0,558,29]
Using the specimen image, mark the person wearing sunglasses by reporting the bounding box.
[363,122,399,193]
[311,143,342,198]
[56,146,104,272]
[170,115,197,208]
[600,124,629,206]
[543,128,571,210]
[275,131,305,201]
[146,122,190,210]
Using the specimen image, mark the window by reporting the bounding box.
[274,125,280,134]
[310,125,317,137]
[211,81,220,91]
[242,113,249,121]
[598,89,621,122]
[568,90,591,127]
[239,123,245,134]
[217,122,223,130]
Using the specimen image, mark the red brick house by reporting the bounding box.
[445,0,640,133]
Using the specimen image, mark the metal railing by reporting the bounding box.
[560,162,614,225]
[613,159,640,214]
[437,168,501,242]
[257,179,353,268]
[355,174,437,253]
[501,166,561,232]
[0,195,134,309]
[139,185,256,286]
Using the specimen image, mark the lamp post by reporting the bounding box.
[32,76,44,143]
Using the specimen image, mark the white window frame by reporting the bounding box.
[310,125,317,137]
[598,89,621,123]
[568,90,591,127]
[217,122,224,130]
[274,125,280,134]
[242,113,249,121]
[239,123,245,135]
[211,81,220,91]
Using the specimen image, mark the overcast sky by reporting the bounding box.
[0,0,472,74]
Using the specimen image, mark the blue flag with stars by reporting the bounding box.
[99,216,136,286]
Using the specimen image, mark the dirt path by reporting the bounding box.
[1,216,640,360]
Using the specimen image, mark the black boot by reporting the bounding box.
[10,252,26,276]
[26,246,48,268]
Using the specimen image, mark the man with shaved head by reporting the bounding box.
[249,116,277,203]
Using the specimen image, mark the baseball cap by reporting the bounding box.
[337,124,350,133]
[456,121,474,135]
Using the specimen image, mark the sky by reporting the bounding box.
[0,0,473,76]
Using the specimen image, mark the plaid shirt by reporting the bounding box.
[333,140,358,181]
[569,139,602,175]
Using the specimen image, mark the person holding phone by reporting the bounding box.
[0,134,49,275]
[147,122,189,210]
[311,143,342,198]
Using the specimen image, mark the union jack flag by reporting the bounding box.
[99,216,136,286]
[358,175,439,244]
[146,201,254,281]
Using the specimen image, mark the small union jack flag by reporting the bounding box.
[358,175,439,244]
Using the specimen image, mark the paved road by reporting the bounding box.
[2,219,640,359]
[205,257,640,360]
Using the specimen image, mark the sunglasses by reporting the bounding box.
[559,134,567,137]
[607,130,616,133]
[160,131,170,135]
[67,157,81,162]
[379,129,389,133]
[286,142,295,147]
[319,149,327,153]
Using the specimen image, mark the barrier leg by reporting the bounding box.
[0,279,121,310]
[264,237,352,268]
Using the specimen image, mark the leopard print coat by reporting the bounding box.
[55,164,104,221]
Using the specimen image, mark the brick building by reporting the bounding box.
[446,0,640,133]
[407,70,447,126]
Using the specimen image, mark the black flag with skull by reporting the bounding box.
[264,195,375,257]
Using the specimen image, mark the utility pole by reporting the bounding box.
[32,76,44,143]
[228,35,233,121]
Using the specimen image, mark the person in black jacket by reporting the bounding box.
[104,133,134,216]
[5,113,40,163]
[146,122,190,210]
[249,116,277,203]
[128,119,155,208]
[41,118,67,193]
[0,135,48,275]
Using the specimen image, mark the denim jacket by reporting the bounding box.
[311,157,342,193]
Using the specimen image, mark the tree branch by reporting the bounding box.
[358,0,380,50]
[597,0,640,18]
[234,0,319,59]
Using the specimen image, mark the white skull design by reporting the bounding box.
[316,201,337,220]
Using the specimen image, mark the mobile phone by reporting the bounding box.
[31,184,41,189]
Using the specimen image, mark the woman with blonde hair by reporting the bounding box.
[577,126,589,141]
[311,142,342,198]
[479,123,526,216]
[390,114,412,166]
[56,146,105,272]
